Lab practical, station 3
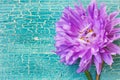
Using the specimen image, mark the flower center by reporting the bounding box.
[78,28,96,44]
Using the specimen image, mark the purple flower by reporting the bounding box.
[55,0,120,75]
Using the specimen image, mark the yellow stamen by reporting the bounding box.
[80,37,84,40]
[88,29,93,33]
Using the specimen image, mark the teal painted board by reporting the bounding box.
[0,0,120,80]
[0,54,120,80]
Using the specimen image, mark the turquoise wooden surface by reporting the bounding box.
[0,0,120,80]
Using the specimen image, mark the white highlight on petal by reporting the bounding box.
[85,32,93,37]
[78,38,87,44]
[81,24,91,32]
[63,24,70,30]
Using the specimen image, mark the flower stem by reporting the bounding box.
[85,70,93,80]
[96,62,104,80]
[96,74,100,80]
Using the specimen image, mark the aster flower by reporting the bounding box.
[55,0,120,79]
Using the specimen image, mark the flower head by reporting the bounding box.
[55,0,120,75]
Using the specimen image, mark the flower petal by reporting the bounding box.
[65,50,74,64]
[77,60,92,73]
[68,50,87,65]
[77,49,92,73]
[94,53,102,63]
[94,57,103,75]
[111,18,120,27]
[110,28,120,33]
[106,18,120,32]
[99,3,107,18]
[87,0,98,19]
[63,7,81,30]
[101,52,113,65]
[107,28,120,41]
[74,4,85,17]
[106,43,120,54]
[109,11,120,20]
